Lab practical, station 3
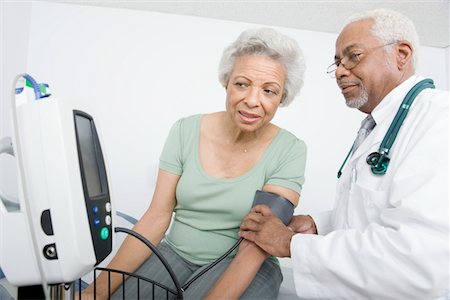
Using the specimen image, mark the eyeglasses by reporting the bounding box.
[326,41,397,78]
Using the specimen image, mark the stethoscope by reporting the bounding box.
[337,78,435,178]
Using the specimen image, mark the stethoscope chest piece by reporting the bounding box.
[368,153,390,175]
[366,152,381,166]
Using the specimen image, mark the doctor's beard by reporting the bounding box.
[345,84,369,109]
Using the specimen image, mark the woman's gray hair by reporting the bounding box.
[345,9,419,68]
[218,27,306,107]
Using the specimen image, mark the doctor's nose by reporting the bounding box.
[335,63,351,79]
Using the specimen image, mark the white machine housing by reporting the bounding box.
[0,77,113,286]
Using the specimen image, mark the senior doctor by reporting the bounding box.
[240,8,449,300]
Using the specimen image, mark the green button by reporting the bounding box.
[100,227,109,240]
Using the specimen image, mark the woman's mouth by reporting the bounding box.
[239,111,261,124]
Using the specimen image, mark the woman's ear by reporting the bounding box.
[395,40,413,70]
[280,91,287,106]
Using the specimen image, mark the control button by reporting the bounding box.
[105,202,111,213]
[40,209,54,236]
[94,218,101,227]
[105,215,112,225]
[100,227,109,240]
[92,205,99,214]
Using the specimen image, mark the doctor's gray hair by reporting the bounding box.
[218,28,306,107]
[345,9,419,69]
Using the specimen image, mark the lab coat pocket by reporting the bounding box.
[349,183,389,227]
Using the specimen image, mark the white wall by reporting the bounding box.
[1,1,448,221]
[446,46,450,90]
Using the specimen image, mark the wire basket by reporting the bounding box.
[75,227,184,300]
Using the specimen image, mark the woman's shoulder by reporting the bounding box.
[200,111,223,124]
[165,114,203,144]
[171,114,203,130]
[264,127,307,177]
[277,128,307,150]
[175,113,203,124]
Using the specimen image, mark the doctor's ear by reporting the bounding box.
[395,40,413,70]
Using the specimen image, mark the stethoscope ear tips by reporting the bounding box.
[366,152,381,166]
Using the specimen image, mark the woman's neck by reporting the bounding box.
[220,112,272,145]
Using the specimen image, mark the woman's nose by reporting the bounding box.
[244,87,260,107]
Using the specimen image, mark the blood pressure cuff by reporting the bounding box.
[252,190,294,225]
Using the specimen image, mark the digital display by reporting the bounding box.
[75,115,102,197]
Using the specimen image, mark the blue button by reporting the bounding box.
[92,205,99,214]
[94,218,101,227]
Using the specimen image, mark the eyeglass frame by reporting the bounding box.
[326,41,398,78]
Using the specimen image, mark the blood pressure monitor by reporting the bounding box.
[0,74,112,286]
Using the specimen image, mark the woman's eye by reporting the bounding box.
[264,89,277,95]
[235,82,248,88]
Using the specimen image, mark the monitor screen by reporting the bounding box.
[75,115,102,197]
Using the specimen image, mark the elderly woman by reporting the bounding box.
[82,27,307,300]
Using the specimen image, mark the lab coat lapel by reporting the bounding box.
[345,76,421,166]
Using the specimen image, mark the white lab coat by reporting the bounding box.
[291,76,449,300]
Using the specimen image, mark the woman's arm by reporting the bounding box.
[204,185,299,300]
[81,170,179,300]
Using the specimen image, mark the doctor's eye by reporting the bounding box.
[347,52,362,63]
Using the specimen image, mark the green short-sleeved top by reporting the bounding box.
[159,114,307,265]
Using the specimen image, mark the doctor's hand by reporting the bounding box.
[239,204,294,257]
[288,215,317,234]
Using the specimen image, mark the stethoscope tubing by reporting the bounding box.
[337,78,435,178]
[381,79,435,152]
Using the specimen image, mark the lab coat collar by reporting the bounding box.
[350,75,424,161]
